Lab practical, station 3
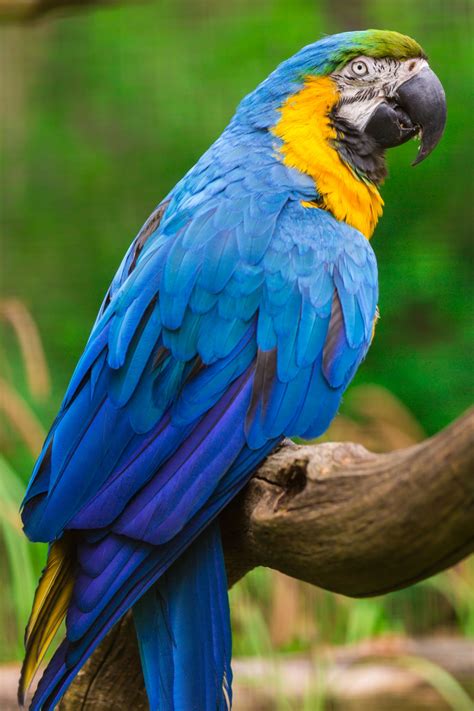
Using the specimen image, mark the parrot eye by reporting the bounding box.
[351,60,369,77]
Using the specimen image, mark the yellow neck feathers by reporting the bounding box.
[272,76,383,239]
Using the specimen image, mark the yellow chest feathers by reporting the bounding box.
[272,76,383,239]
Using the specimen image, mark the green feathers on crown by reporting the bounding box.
[330,30,426,70]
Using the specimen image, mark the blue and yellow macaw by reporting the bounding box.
[19,30,445,710]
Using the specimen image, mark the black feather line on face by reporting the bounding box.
[330,113,388,184]
[338,87,381,105]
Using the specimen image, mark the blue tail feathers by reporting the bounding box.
[133,522,232,710]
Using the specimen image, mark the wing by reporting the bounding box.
[246,201,378,448]
[22,192,377,544]
[21,160,288,542]
[21,180,377,709]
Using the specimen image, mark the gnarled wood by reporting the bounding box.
[222,408,474,593]
[55,408,473,709]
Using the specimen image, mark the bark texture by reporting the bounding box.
[55,408,473,710]
[222,408,474,594]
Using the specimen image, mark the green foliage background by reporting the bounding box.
[0,0,472,683]
[1,0,473,442]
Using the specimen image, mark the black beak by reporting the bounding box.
[365,66,447,165]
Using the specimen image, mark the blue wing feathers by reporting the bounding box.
[201,228,239,293]
[114,372,251,544]
[108,302,162,408]
[296,295,330,368]
[24,147,378,710]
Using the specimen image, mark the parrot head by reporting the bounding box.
[325,30,446,171]
[236,30,446,237]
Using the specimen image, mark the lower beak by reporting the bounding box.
[365,66,447,165]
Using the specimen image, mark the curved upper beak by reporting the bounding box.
[396,66,447,164]
[365,65,447,165]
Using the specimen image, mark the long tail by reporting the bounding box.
[18,537,75,706]
[133,521,232,710]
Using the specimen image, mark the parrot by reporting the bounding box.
[18,29,446,711]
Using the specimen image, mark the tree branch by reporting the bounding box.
[222,407,474,593]
[56,408,473,710]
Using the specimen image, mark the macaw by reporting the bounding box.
[19,29,446,711]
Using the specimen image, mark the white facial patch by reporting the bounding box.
[332,56,428,131]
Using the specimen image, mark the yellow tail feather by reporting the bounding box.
[18,536,74,706]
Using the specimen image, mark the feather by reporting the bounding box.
[133,524,232,711]
[18,538,74,707]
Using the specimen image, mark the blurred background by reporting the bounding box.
[0,0,473,708]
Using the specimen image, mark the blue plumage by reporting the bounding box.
[21,31,382,711]
[133,523,232,710]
